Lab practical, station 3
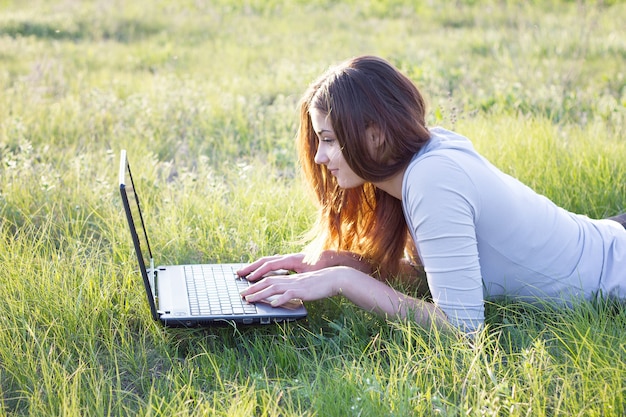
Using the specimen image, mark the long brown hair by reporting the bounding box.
[298,56,430,277]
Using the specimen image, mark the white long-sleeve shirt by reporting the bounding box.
[402,127,626,333]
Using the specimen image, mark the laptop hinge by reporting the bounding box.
[149,258,158,298]
[152,265,165,316]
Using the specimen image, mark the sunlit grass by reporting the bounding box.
[0,0,625,415]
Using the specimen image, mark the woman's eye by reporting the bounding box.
[322,137,335,144]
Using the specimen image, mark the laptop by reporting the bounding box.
[119,150,307,326]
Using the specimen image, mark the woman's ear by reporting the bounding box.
[366,125,385,150]
[365,125,393,163]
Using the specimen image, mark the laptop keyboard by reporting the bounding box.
[184,264,258,316]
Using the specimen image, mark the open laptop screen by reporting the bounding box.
[119,150,158,320]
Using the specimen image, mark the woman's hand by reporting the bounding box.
[239,266,349,307]
[236,250,372,282]
[236,253,326,282]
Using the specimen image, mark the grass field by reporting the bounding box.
[1,0,626,415]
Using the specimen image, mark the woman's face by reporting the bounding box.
[310,108,366,189]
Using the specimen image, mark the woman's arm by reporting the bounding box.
[333,267,446,327]
[239,266,448,329]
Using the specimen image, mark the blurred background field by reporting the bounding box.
[0,0,625,415]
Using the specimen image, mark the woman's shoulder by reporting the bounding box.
[422,127,476,155]
[406,128,478,175]
[403,128,488,200]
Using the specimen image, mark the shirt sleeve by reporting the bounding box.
[403,154,485,333]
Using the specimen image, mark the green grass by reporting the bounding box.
[1,0,626,415]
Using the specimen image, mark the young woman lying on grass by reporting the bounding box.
[238,55,626,335]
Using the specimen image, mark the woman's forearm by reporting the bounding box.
[322,250,374,274]
[333,267,448,328]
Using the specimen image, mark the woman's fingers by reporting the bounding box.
[239,275,282,301]
[236,253,308,281]
[240,269,339,307]
[236,255,282,278]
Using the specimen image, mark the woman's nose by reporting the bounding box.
[314,145,328,165]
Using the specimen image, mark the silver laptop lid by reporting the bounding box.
[119,150,159,321]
